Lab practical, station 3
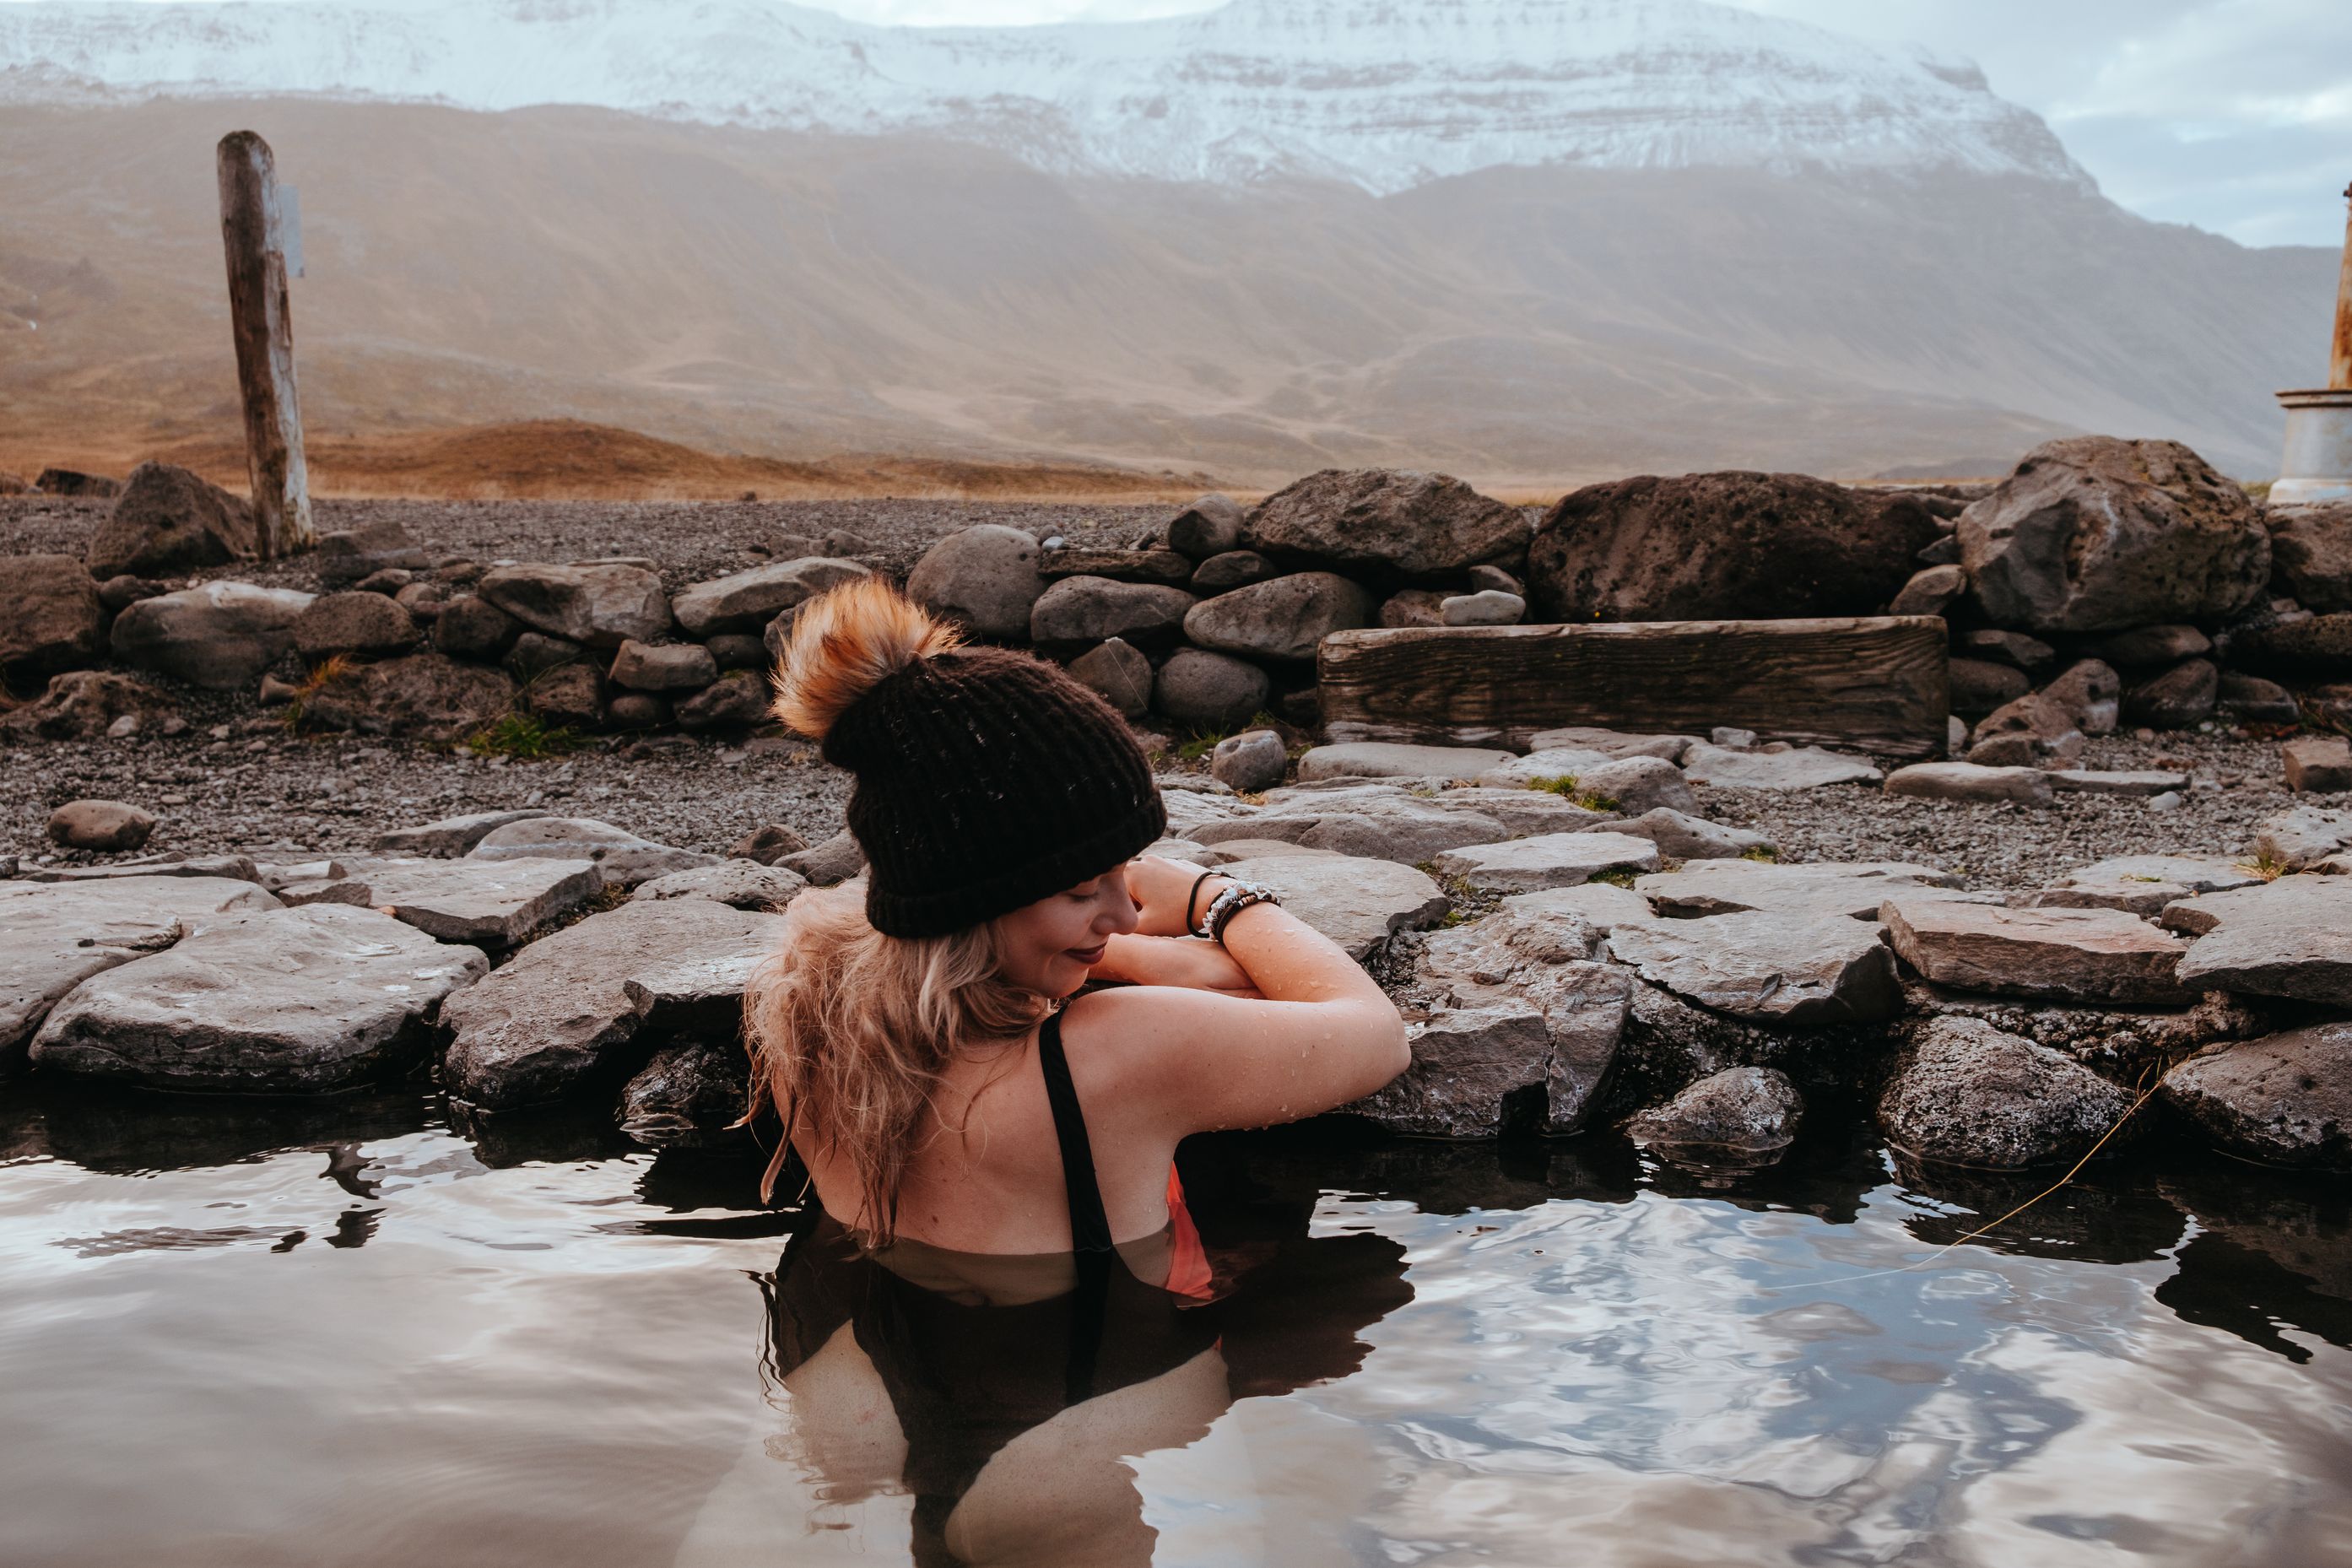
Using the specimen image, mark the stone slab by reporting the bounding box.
[1884,761,2056,805]
[1296,742,1516,783]
[1211,853,1450,960]
[439,898,791,1110]
[2172,876,2352,1007]
[0,875,283,1064]
[1605,911,1901,1024]
[468,815,717,888]
[373,808,554,858]
[1679,742,1882,791]
[631,861,810,910]
[2049,770,2194,797]
[354,857,606,946]
[30,903,485,1092]
[2162,1023,2352,1169]
[1883,899,2194,1006]
[1634,859,1961,922]
[1432,831,1660,894]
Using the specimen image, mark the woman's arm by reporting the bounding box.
[1068,859,1410,1136]
[1088,933,1261,997]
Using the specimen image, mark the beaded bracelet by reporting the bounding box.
[1194,878,1279,944]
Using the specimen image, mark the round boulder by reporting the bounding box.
[1211,729,1289,792]
[1527,471,1941,623]
[433,595,522,661]
[47,799,155,852]
[1879,1016,2136,1169]
[1181,571,1374,662]
[907,524,1046,641]
[1068,637,1154,718]
[109,581,315,691]
[1154,648,1270,730]
[1959,437,2271,633]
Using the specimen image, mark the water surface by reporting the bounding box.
[3,1081,2348,1566]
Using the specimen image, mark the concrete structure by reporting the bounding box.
[2272,181,2352,507]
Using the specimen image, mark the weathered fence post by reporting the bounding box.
[216,129,314,557]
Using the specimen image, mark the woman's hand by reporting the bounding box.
[1090,933,1261,997]
[1124,855,1228,940]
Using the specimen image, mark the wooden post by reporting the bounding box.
[1317,617,1953,759]
[217,130,314,557]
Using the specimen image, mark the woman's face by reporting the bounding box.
[993,866,1140,998]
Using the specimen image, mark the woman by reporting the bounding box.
[727,576,1410,1565]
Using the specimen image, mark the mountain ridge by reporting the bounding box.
[0,0,2090,195]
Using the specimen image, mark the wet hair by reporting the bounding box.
[742,579,1052,1241]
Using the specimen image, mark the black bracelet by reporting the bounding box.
[1183,868,1218,934]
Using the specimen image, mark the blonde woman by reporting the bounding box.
[734,576,1408,1565]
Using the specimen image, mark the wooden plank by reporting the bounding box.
[1317,617,1950,760]
[216,130,315,558]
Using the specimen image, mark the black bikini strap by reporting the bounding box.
[1036,1010,1117,1255]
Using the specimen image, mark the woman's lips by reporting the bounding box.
[1068,942,1107,966]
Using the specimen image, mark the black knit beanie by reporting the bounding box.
[821,646,1167,938]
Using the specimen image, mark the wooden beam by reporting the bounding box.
[216,129,314,558]
[1317,617,1951,759]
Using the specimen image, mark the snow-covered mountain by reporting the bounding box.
[0,0,2086,193]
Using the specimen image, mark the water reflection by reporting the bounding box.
[2,1080,2350,1565]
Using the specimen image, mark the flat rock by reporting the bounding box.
[478,562,671,648]
[1884,762,2055,805]
[2161,1023,2352,1169]
[2048,770,2193,796]
[1427,787,1617,836]
[1500,882,1657,937]
[374,808,554,858]
[468,816,717,888]
[1679,743,1881,791]
[30,904,485,1092]
[1601,808,1772,862]
[1629,1066,1803,1162]
[1432,831,1660,893]
[0,876,281,1063]
[22,854,263,885]
[1195,793,1509,864]
[1525,727,1695,763]
[1210,852,1450,960]
[1041,547,1195,587]
[2033,854,2257,916]
[343,857,606,947]
[1297,742,1516,783]
[1878,1017,2136,1169]
[1882,900,2194,1006]
[1195,837,1339,865]
[631,861,809,910]
[1606,911,1900,1024]
[439,899,789,1110]
[2172,878,2352,1007]
[1472,746,1619,788]
[1635,858,1961,922]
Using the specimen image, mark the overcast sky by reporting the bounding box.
[12,0,2345,246]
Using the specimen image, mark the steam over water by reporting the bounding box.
[3,1081,2348,1565]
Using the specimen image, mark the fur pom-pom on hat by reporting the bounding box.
[772,579,1165,938]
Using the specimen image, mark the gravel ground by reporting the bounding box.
[0,495,1166,592]
[1,495,2325,887]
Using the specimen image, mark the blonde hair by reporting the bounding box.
[743,577,1050,1243]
